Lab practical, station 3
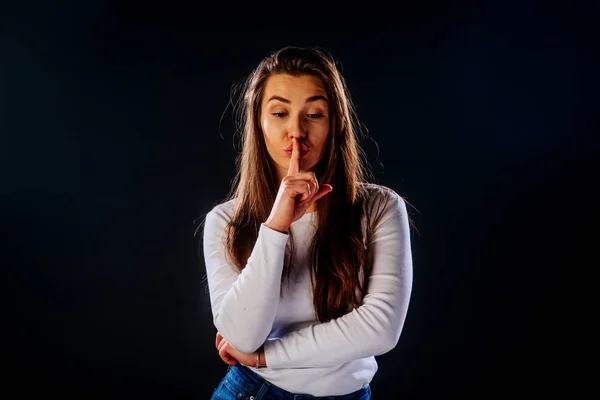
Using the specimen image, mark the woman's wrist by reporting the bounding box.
[264,219,289,234]
[259,347,267,367]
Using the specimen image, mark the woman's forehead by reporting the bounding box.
[263,74,327,102]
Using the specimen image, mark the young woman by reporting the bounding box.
[201,46,413,399]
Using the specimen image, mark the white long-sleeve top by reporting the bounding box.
[202,184,413,396]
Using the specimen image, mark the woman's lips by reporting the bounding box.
[284,149,309,158]
[283,143,309,158]
[284,143,310,152]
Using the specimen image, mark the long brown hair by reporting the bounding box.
[219,46,392,322]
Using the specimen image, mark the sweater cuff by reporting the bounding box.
[262,338,282,369]
[259,222,289,243]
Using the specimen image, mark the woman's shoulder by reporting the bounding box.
[359,182,411,221]
[206,198,237,221]
[361,182,403,203]
[199,198,237,233]
[194,198,236,240]
[208,198,237,216]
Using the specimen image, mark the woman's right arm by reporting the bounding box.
[202,206,289,353]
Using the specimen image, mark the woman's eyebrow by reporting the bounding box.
[267,95,329,104]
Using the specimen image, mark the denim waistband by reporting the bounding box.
[226,365,370,399]
[228,364,268,391]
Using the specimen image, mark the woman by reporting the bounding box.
[201,46,413,399]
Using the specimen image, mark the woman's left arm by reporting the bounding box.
[263,191,413,369]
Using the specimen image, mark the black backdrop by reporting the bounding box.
[2,1,597,398]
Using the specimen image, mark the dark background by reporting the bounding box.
[2,1,597,398]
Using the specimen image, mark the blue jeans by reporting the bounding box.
[211,365,371,400]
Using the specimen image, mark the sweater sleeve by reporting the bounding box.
[202,206,290,353]
[263,191,413,368]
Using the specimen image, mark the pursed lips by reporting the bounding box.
[283,143,310,152]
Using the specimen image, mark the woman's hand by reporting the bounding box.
[265,137,332,233]
[215,332,262,367]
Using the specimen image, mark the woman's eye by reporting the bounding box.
[271,112,324,119]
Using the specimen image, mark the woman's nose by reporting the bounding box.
[288,115,307,139]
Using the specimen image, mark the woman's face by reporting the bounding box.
[260,73,330,181]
